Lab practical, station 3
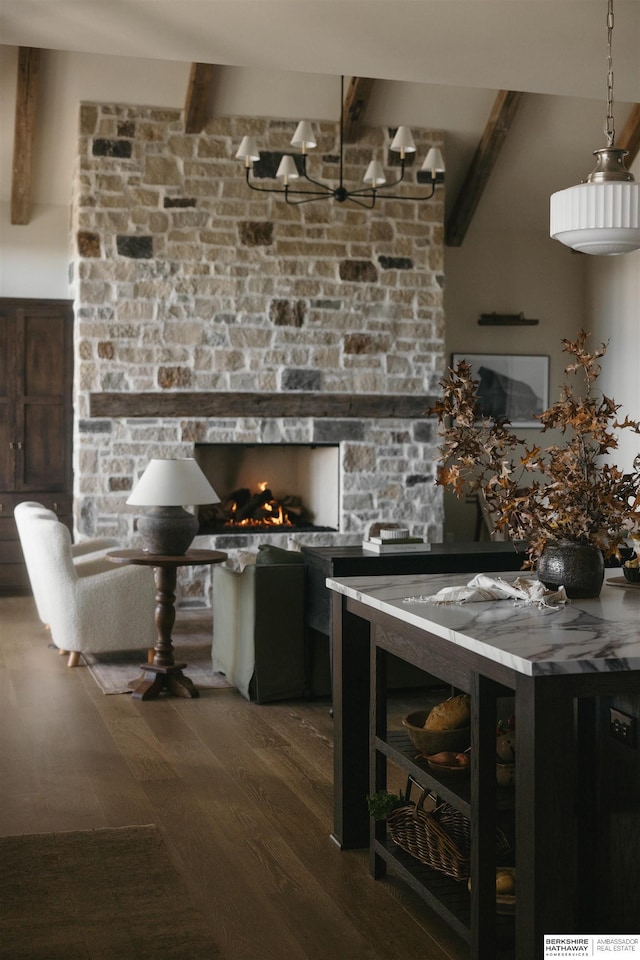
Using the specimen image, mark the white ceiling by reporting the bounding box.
[2,0,639,101]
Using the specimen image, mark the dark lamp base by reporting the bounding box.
[137,506,198,556]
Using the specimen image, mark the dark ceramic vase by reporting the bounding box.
[537,540,605,599]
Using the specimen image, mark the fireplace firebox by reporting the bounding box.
[194,443,340,535]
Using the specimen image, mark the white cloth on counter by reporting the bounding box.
[404,574,567,608]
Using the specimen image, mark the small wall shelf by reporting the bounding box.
[478,312,538,326]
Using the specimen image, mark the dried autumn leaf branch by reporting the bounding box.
[431,331,640,565]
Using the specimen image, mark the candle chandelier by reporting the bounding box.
[550,0,640,255]
[235,76,445,209]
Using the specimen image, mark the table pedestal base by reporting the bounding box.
[107,548,228,703]
[129,661,199,700]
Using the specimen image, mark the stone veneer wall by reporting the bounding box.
[70,102,446,600]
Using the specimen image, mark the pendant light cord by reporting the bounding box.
[604,0,615,147]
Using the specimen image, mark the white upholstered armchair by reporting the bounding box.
[15,508,156,666]
[14,501,121,626]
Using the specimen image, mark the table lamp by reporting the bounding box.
[126,458,220,555]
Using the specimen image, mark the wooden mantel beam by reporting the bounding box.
[445,90,523,248]
[11,47,41,225]
[184,62,216,134]
[618,103,640,169]
[90,391,436,420]
[342,77,375,143]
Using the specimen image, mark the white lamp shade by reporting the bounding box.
[421,147,445,176]
[390,126,416,155]
[276,155,300,183]
[550,181,640,255]
[235,136,260,163]
[291,121,317,152]
[127,459,220,506]
[363,160,386,187]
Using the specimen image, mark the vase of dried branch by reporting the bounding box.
[537,540,605,599]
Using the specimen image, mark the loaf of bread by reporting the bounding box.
[424,694,471,731]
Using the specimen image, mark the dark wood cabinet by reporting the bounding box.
[0,299,73,593]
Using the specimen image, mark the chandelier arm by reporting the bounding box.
[373,184,437,202]
[371,161,409,192]
[243,170,286,194]
[244,169,333,198]
[342,193,377,210]
[284,194,332,206]
[244,180,287,195]
[283,188,340,205]
[297,172,336,193]
[285,190,376,210]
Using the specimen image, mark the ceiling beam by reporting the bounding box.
[342,77,375,143]
[184,62,216,134]
[445,90,523,248]
[11,47,41,226]
[618,103,640,168]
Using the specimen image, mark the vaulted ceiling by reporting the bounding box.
[2,1,640,101]
[2,1,640,239]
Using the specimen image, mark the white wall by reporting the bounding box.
[586,221,640,473]
[441,92,591,539]
[0,202,70,298]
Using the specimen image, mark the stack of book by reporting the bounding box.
[362,528,431,554]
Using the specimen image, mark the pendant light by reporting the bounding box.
[550,0,640,256]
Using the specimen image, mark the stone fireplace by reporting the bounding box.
[70,101,446,601]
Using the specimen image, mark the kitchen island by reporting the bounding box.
[328,569,640,959]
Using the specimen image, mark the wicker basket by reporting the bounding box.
[387,786,510,882]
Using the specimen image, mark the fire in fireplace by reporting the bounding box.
[200,480,312,530]
[194,443,340,535]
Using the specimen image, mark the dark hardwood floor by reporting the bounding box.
[0,595,467,960]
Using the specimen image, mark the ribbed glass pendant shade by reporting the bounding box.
[550,180,640,255]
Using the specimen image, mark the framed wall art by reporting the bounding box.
[450,353,549,427]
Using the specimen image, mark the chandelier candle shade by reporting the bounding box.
[550,0,640,255]
[127,458,219,556]
[236,76,445,208]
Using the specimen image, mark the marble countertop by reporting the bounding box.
[327,569,640,677]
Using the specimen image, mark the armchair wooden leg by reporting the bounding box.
[58,648,68,656]
[67,651,81,667]
[147,648,154,663]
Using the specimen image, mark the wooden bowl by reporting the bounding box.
[402,711,471,755]
[424,752,470,776]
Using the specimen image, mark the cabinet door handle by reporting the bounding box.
[53,503,59,514]
[9,441,23,450]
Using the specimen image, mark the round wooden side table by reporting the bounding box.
[107,548,227,700]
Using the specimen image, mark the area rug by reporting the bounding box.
[83,611,232,695]
[0,824,222,959]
